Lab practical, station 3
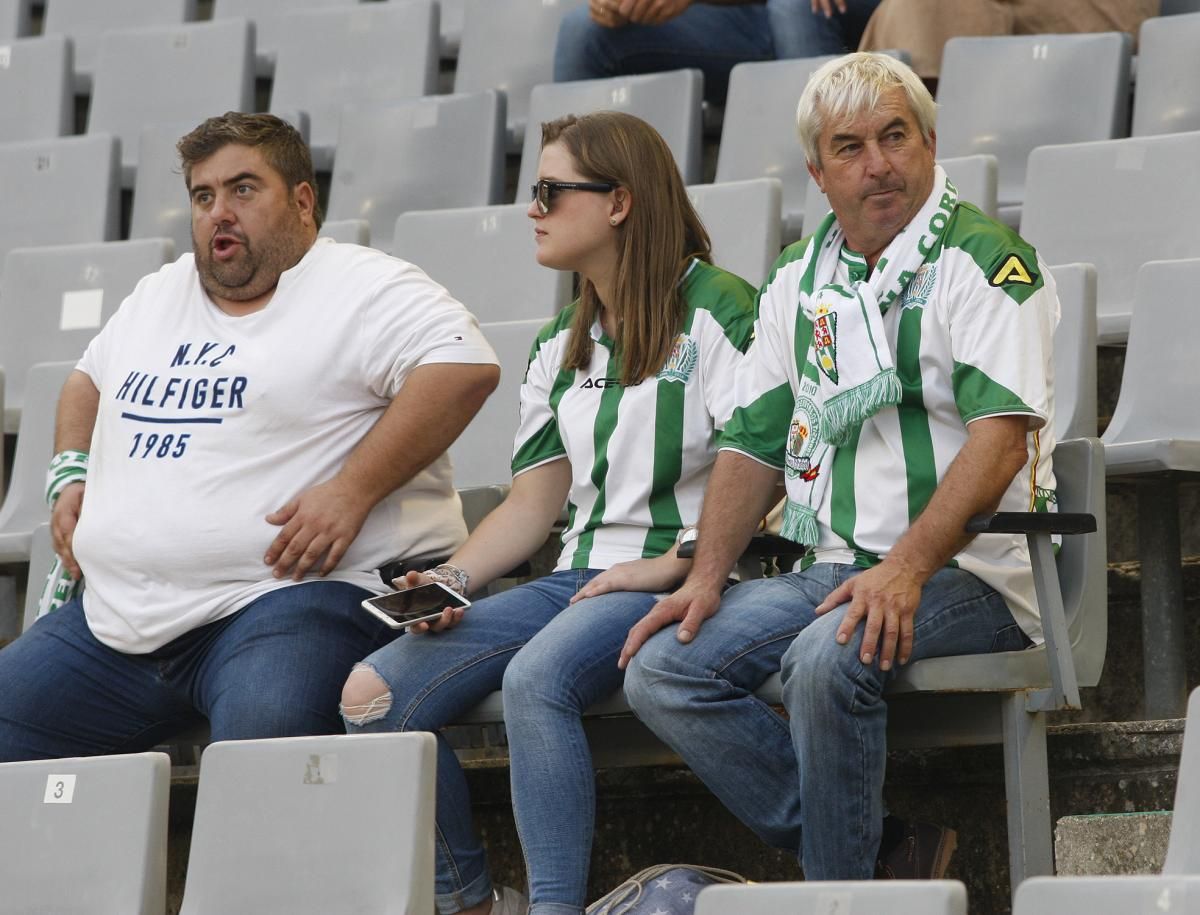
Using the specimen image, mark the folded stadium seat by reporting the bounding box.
[393,203,571,323]
[518,69,704,193]
[695,881,968,915]
[0,35,72,143]
[87,19,255,188]
[0,0,32,41]
[439,0,465,57]
[318,218,369,246]
[0,133,120,285]
[454,0,587,151]
[1019,131,1200,345]
[0,751,170,915]
[0,362,82,565]
[715,56,838,243]
[268,2,438,172]
[802,153,999,236]
[42,0,198,95]
[20,522,51,632]
[178,733,436,915]
[0,239,174,433]
[1047,263,1098,444]
[936,32,1132,228]
[325,91,505,245]
[1101,258,1200,719]
[686,178,782,289]
[1132,12,1200,136]
[449,319,546,491]
[210,0,356,77]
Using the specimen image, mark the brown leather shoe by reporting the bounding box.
[875,816,958,879]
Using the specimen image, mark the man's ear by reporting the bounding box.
[610,187,631,227]
[294,181,317,226]
[806,160,825,194]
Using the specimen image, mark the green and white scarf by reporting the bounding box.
[781,166,958,546]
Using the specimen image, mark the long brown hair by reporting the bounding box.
[543,112,712,386]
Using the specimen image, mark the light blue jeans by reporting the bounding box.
[623,563,1030,879]
[346,569,662,915]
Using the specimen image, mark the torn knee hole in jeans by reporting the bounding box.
[340,663,393,725]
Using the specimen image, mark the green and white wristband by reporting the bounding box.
[46,449,89,508]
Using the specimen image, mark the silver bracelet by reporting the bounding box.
[426,563,469,596]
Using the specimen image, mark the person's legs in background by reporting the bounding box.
[768,0,882,60]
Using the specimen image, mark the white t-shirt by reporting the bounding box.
[73,238,498,653]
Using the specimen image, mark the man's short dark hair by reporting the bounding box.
[177,112,323,227]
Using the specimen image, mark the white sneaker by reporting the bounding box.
[490,885,529,915]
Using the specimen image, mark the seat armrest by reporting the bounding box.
[966,511,1096,535]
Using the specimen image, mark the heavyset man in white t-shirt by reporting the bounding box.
[0,113,500,761]
[618,54,1060,880]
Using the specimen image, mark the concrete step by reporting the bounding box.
[1055,811,1172,876]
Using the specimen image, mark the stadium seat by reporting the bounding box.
[0,133,121,283]
[393,203,570,323]
[88,20,255,188]
[686,178,782,289]
[1101,258,1200,719]
[0,35,72,143]
[42,0,198,94]
[129,121,200,257]
[1047,262,1098,443]
[1132,12,1200,137]
[518,69,704,193]
[0,239,174,432]
[439,0,465,56]
[1019,131,1200,345]
[937,33,1131,227]
[715,56,837,242]
[449,318,544,490]
[326,91,505,245]
[0,0,32,41]
[211,0,357,77]
[318,219,370,246]
[0,751,170,915]
[178,733,436,915]
[268,3,438,172]
[695,881,968,914]
[454,0,586,149]
[21,521,51,633]
[0,362,77,563]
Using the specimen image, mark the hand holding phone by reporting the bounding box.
[361,581,471,630]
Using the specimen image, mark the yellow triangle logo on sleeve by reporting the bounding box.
[990,254,1036,287]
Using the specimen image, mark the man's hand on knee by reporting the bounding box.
[618,580,721,669]
[264,477,372,581]
[815,561,920,671]
[618,0,691,26]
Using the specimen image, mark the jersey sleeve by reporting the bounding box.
[511,326,568,477]
[696,283,756,430]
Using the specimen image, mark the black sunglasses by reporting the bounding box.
[530,179,617,215]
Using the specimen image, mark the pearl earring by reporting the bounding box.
[610,217,619,226]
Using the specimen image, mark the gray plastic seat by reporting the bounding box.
[326,91,505,245]
[87,19,255,187]
[439,0,465,56]
[1,239,174,432]
[695,881,968,915]
[1014,875,1200,914]
[42,0,197,94]
[0,362,77,562]
[393,203,570,324]
[211,0,356,77]
[129,121,199,257]
[21,521,52,633]
[454,0,586,150]
[1048,263,1097,443]
[319,219,370,246]
[937,32,1131,227]
[0,133,121,284]
[518,69,704,193]
[178,733,436,915]
[269,3,438,172]
[1019,131,1200,345]
[715,56,838,243]
[1166,685,1200,872]
[802,154,999,236]
[0,0,32,41]
[1133,12,1200,137]
[686,178,782,289]
[0,751,170,915]
[0,35,72,143]
[1101,258,1200,719]
[450,318,545,490]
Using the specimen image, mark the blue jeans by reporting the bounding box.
[623,563,1030,879]
[0,581,394,762]
[553,1,879,103]
[346,569,661,915]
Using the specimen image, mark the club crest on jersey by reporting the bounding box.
[657,333,699,384]
[784,395,821,480]
[902,263,936,310]
[812,307,839,385]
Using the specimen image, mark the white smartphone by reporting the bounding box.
[360,581,471,629]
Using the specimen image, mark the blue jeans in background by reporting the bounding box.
[624,563,1029,879]
[0,581,394,762]
[346,569,661,915]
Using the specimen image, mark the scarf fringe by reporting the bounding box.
[781,501,820,547]
[821,369,903,447]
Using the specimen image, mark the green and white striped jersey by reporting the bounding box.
[722,203,1059,642]
[512,260,755,572]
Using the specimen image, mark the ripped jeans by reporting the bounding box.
[343,569,661,915]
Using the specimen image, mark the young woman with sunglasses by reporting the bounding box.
[341,111,756,915]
